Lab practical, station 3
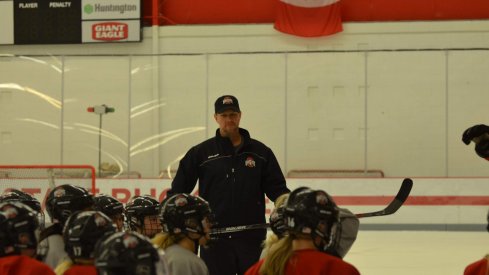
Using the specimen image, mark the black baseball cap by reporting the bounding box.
[214,95,240,114]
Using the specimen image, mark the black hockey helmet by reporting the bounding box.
[63,210,116,261]
[94,194,124,218]
[0,189,45,230]
[284,187,339,252]
[94,231,161,275]
[0,189,41,212]
[46,184,94,224]
[160,193,213,237]
[125,195,160,231]
[0,201,40,256]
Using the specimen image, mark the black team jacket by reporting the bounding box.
[169,128,289,240]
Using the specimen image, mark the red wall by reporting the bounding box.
[142,0,489,26]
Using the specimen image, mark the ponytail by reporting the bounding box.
[259,235,294,275]
[152,232,184,250]
[54,259,73,275]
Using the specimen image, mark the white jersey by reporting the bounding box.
[38,233,68,269]
[164,244,209,275]
[156,249,171,275]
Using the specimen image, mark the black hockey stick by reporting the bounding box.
[354,177,413,218]
[210,178,413,235]
[211,223,270,235]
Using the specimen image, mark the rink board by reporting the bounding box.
[1,177,488,230]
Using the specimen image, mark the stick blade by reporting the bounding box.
[394,178,413,203]
[383,178,413,215]
[356,178,413,218]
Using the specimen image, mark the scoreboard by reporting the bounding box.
[0,0,141,45]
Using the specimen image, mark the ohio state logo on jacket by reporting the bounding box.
[245,156,256,168]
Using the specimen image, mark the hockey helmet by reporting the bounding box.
[45,184,94,224]
[63,210,116,261]
[95,231,161,275]
[284,187,339,252]
[125,195,160,231]
[94,194,124,218]
[0,201,40,256]
[160,193,212,237]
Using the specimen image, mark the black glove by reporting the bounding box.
[475,140,489,159]
[462,124,489,145]
[269,207,286,238]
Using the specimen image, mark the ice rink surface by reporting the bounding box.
[344,230,489,275]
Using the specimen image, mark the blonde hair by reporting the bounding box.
[54,259,73,275]
[152,232,185,250]
[259,235,294,275]
[274,193,289,208]
[55,258,95,274]
[262,234,279,255]
[261,193,290,255]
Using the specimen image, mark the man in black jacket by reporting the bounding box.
[168,95,289,275]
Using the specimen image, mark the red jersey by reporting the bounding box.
[464,258,488,275]
[245,249,360,275]
[0,255,55,275]
[64,265,98,275]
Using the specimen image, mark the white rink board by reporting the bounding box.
[1,178,488,227]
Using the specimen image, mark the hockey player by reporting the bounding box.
[463,209,489,275]
[245,187,360,275]
[95,231,169,275]
[0,201,54,275]
[261,189,359,260]
[93,194,125,231]
[39,184,95,269]
[125,195,162,238]
[464,252,489,274]
[55,210,117,275]
[0,189,45,229]
[153,193,212,275]
[462,124,489,160]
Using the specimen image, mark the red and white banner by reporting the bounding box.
[274,0,343,37]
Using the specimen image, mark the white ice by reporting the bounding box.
[344,231,489,275]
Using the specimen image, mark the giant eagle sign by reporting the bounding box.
[1,0,141,45]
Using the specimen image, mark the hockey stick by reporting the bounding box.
[355,177,412,218]
[210,178,413,235]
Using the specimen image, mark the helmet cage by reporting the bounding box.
[269,205,286,238]
[124,196,160,232]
